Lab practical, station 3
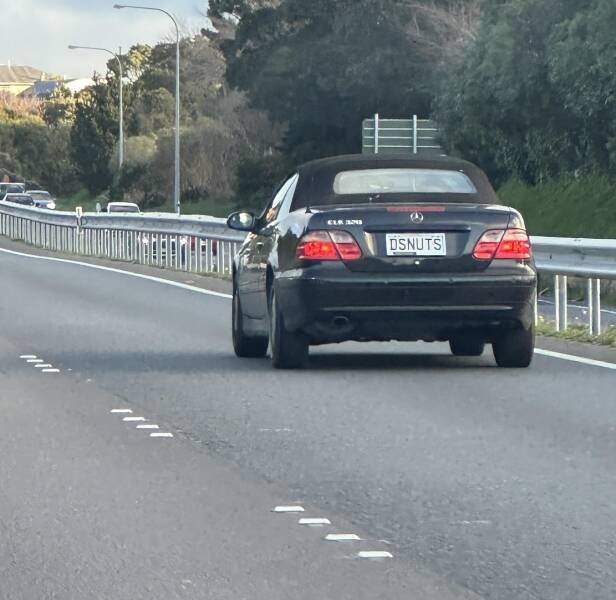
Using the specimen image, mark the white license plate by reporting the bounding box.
[385,233,447,257]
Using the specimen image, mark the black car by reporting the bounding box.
[27,190,56,210]
[227,154,537,369]
[2,193,35,207]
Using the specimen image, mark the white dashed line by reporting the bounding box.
[357,551,393,559]
[41,369,60,373]
[298,518,331,526]
[20,355,37,359]
[325,533,361,541]
[136,424,160,429]
[27,359,44,363]
[123,416,146,422]
[110,409,132,414]
[150,432,173,438]
[34,364,53,368]
[273,506,305,513]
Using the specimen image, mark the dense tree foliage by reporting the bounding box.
[436,0,615,185]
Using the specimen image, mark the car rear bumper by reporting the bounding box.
[275,271,537,343]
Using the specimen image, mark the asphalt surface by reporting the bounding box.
[1,241,616,600]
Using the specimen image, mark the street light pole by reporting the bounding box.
[68,45,124,170]
[113,4,181,215]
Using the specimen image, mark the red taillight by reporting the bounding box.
[473,228,531,261]
[495,229,532,259]
[296,230,362,261]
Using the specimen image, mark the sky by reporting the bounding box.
[3,1,209,78]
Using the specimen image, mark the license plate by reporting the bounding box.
[385,233,447,257]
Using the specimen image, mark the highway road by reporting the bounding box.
[1,239,616,600]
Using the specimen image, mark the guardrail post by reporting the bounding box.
[555,274,568,332]
[590,278,602,335]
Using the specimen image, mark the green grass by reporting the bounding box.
[498,174,616,238]
[55,189,104,213]
[537,319,616,348]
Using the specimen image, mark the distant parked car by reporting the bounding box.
[0,183,26,197]
[106,202,141,214]
[3,193,35,206]
[27,190,56,210]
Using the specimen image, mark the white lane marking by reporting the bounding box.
[111,409,133,414]
[34,364,53,368]
[20,355,37,359]
[27,359,44,363]
[0,247,232,299]
[273,506,305,513]
[41,368,60,373]
[299,518,331,526]
[325,533,361,541]
[136,424,159,429]
[535,349,616,371]
[358,551,393,559]
[150,432,173,438]
[123,416,146,422]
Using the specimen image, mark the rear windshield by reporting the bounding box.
[109,205,139,213]
[333,169,477,195]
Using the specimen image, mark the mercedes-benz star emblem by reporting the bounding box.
[410,212,424,224]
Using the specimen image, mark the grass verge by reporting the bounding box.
[537,319,616,348]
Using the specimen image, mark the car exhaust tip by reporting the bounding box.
[332,316,351,328]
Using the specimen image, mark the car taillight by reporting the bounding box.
[473,228,532,261]
[296,230,362,261]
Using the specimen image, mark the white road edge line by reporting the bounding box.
[0,247,232,300]
[534,349,616,371]
[4,247,615,371]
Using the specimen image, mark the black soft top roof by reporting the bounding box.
[292,154,498,209]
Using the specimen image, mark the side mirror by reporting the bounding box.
[227,210,256,232]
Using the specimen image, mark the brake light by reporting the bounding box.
[296,230,362,261]
[473,229,531,261]
[495,229,532,259]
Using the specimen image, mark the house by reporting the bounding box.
[0,62,59,95]
[21,77,94,98]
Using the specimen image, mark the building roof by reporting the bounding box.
[0,64,50,84]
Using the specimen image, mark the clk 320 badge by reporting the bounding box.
[327,219,363,226]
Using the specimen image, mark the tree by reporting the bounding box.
[434,0,597,184]
[223,0,434,162]
[70,82,118,194]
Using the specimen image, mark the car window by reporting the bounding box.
[276,174,299,221]
[260,176,297,226]
[333,169,477,195]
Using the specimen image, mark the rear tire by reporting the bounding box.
[493,325,535,368]
[269,286,308,369]
[232,286,268,358]
[449,337,485,357]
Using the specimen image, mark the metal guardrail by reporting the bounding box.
[532,237,616,335]
[0,201,246,277]
[2,201,616,334]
